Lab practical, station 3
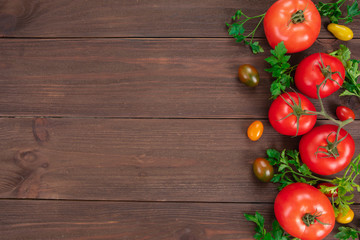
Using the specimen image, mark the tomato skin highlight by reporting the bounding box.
[336,106,355,121]
[268,92,317,136]
[238,64,259,87]
[263,0,321,53]
[295,53,345,99]
[274,183,335,240]
[336,208,354,224]
[247,120,264,141]
[299,124,355,175]
[316,182,338,198]
[327,23,353,41]
[253,158,274,182]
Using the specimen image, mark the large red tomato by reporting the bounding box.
[274,183,335,240]
[295,53,345,98]
[268,92,317,136]
[299,124,355,175]
[263,0,321,53]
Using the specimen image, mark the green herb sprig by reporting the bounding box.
[330,45,360,98]
[244,212,293,240]
[335,226,360,240]
[245,212,360,240]
[317,0,360,24]
[267,149,360,216]
[226,10,265,54]
[264,42,295,98]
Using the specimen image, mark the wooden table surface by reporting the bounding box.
[0,0,360,239]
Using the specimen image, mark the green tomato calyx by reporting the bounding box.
[290,9,305,24]
[277,91,316,136]
[318,53,344,88]
[315,131,348,159]
[302,211,330,227]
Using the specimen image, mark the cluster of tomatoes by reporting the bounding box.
[269,54,356,239]
[239,0,358,239]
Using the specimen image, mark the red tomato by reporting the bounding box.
[295,53,345,98]
[316,182,338,198]
[268,92,317,136]
[263,0,321,53]
[274,183,335,240]
[336,106,355,121]
[299,124,355,175]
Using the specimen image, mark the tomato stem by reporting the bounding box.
[302,212,330,227]
[290,9,306,24]
[305,69,353,159]
[247,14,265,42]
[288,169,331,183]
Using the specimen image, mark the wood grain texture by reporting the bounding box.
[0,200,359,240]
[0,117,359,202]
[0,200,273,240]
[0,0,359,38]
[1,0,360,239]
[0,38,359,118]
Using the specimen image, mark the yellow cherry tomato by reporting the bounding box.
[336,207,354,224]
[327,23,353,41]
[247,120,264,141]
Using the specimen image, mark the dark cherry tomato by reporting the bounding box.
[253,158,274,182]
[316,182,338,198]
[238,64,259,87]
[336,106,355,121]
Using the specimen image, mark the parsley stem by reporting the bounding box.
[337,0,347,8]
[247,14,265,42]
[289,169,331,182]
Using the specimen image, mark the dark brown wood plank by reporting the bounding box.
[0,117,359,202]
[0,200,272,240]
[0,38,359,118]
[0,200,358,240]
[0,0,359,38]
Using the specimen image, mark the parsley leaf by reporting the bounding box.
[345,1,360,23]
[265,42,294,98]
[330,45,360,98]
[244,212,291,240]
[335,226,360,240]
[267,149,315,190]
[226,10,265,54]
[317,0,360,24]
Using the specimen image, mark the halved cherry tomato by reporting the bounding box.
[336,207,354,224]
[327,23,353,41]
[336,106,355,121]
[247,120,263,141]
[253,158,274,182]
[316,182,338,198]
[238,64,259,87]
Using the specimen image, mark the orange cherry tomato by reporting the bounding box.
[247,120,264,141]
[336,207,354,224]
